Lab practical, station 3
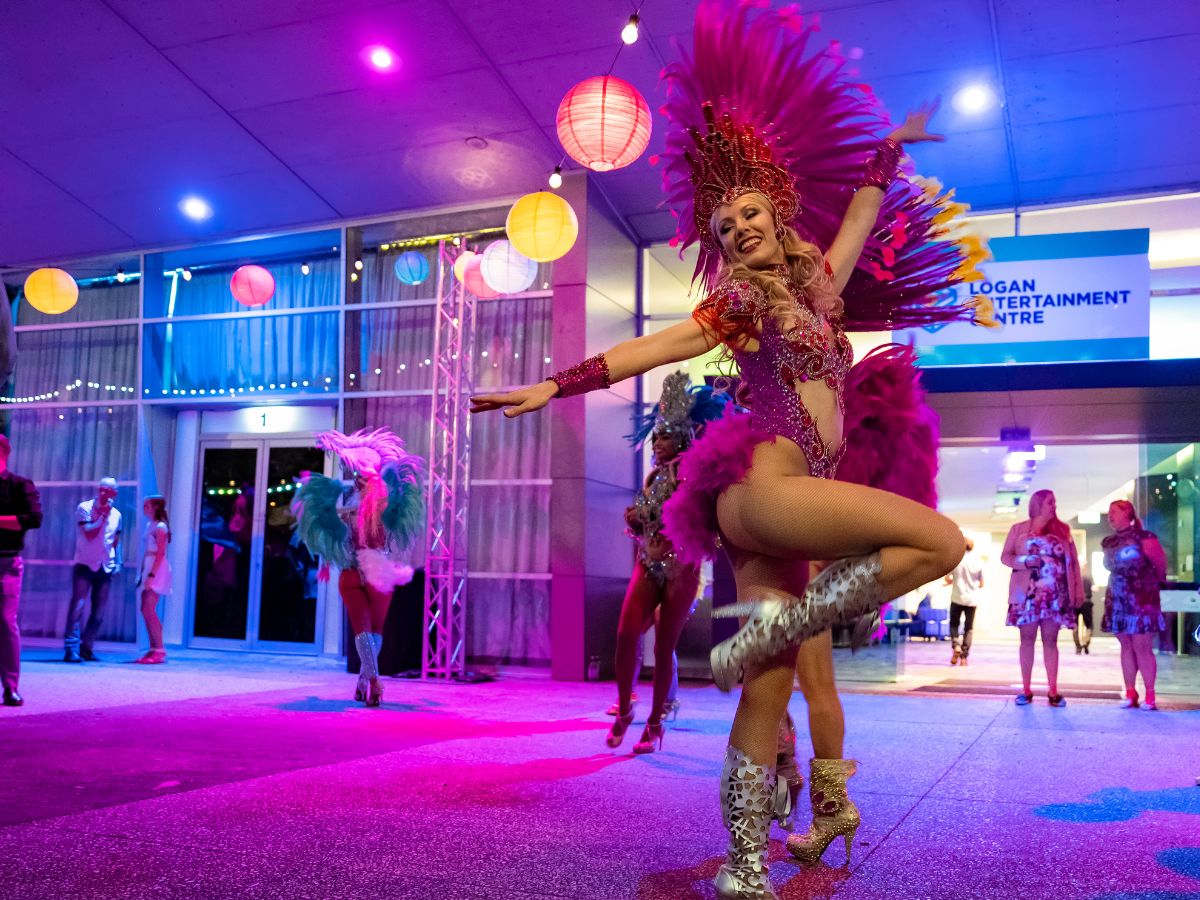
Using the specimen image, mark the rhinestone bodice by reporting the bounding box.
[694,273,853,478]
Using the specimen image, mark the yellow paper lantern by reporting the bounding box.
[23,267,79,315]
[506,192,578,263]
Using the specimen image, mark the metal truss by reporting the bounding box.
[422,241,476,679]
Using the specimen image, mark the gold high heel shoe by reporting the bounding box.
[786,758,860,866]
[606,709,635,748]
[366,677,383,708]
[632,718,666,754]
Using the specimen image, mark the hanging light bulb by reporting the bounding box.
[548,165,563,189]
[354,258,364,271]
[350,272,359,282]
[115,268,126,283]
[181,268,192,281]
[300,262,311,276]
[621,14,640,45]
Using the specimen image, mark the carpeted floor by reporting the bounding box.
[2,650,1198,899]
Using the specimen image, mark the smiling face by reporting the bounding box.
[652,431,680,464]
[713,193,786,269]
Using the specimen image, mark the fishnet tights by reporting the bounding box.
[716,440,967,765]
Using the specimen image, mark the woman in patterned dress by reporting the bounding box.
[1102,499,1168,710]
[1001,489,1083,707]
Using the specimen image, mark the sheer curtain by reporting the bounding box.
[12,325,138,401]
[157,257,339,316]
[16,281,138,327]
[4,405,138,642]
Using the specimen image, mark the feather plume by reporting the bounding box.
[380,457,426,551]
[292,473,352,569]
[658,0,990,329]
[315,428,409,477]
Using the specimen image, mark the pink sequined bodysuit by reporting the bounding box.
[693,270,853,478]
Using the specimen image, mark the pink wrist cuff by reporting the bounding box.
[550,354,611,397]
[859,138,903,190]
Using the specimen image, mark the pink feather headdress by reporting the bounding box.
[657,0,995,331]
[315,428,409,478]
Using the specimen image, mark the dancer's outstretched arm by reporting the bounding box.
[824,101,945,294]
[469,317,719,418]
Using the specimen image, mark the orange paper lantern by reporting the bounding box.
[556,75,652,172]
[230,265,276,307]
[23,268,79,315]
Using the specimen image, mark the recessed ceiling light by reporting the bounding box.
[179,196,213,221]
[365,45,397,71]
[952,83,996,114]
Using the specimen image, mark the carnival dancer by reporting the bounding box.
[293,428,424,707]
[472,2,992,895]
[607,372,727,753]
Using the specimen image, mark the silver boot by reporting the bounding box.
[711,554,885,692]
[354,632,382,707]
[714,746,779,900]
[774,712,804,831]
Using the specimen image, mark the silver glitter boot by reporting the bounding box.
[354,632,382,707]
[710,554,885,692]
[786,758,860,866]
[713,746,779,900]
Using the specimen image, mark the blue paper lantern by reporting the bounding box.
[393,251,430,286]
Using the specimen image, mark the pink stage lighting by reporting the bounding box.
[364,45,398,71]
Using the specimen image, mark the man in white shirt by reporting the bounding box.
[64,477,122,663]
[946,538,984,665]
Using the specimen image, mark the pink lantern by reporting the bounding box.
[230,265,275,307]
[556,75,652,172]
[461,255,500,299]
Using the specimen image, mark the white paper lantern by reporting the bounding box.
[480,240,538,295]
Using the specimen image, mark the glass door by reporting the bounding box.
[190,438,328,652]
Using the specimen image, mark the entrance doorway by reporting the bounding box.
[189,439,328,652]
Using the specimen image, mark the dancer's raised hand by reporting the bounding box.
[469,380,558,418]
[888,99,945,145]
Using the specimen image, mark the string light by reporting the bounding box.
[0,377,138,404]
[621,14,640,44]
[301,262,311,276]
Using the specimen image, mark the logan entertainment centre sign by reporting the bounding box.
[901,229,1150,366]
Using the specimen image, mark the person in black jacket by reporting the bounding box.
[0,434,43,707]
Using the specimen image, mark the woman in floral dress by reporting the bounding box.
[1102,499,1168,710]
[1001,489,1083,707]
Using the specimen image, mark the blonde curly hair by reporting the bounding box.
[711,192,844,335]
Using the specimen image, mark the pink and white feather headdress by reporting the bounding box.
[315,428,409,479]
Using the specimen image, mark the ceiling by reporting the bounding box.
[3,0,1199,268]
